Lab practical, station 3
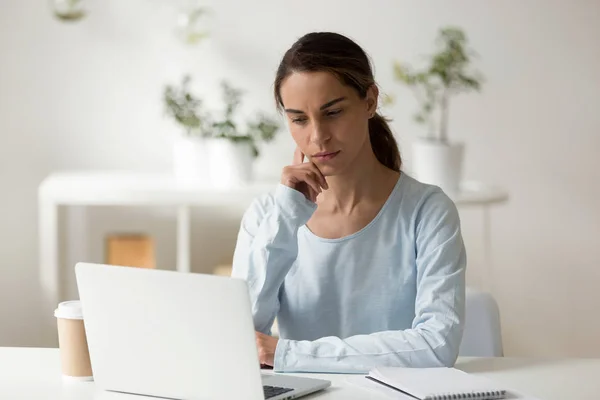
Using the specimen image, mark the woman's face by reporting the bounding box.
[279,71,378,176]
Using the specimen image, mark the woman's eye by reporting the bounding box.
[326,109,342,117]
[292,117,307,125]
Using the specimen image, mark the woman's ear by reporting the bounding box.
[366,84,379,117]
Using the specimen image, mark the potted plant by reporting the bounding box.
[164,75,210,185]
[393,26,483,194]
[164,76,280,187]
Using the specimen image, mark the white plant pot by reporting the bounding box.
[206,138,254,188]
[411,139,464,195]
[172,136,210,185]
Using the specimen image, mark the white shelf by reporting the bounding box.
[451,181,509,206]
[38,171,277,205]
[39,171,508,206]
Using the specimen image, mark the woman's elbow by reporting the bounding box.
[432,343,460,367]
[408,340,459,368]
[386,340,458,368]
[433,326,464,367]
[419,327,463,367]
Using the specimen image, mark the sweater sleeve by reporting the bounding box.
[273,189,467,373]
[231,184,317,335]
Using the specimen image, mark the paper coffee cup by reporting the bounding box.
[55,300,93,381]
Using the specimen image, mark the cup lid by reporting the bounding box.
[54,300,83,320]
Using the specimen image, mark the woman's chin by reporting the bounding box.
[316,164,339,177]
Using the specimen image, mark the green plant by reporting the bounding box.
[393,26,483,142]
[164,77,280,158]
[178,7,210,44]
[52,0,86,21]
[164,75,207,136]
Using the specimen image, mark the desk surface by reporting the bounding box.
[1,347,599,399]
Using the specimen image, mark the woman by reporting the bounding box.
[231,32,466,373]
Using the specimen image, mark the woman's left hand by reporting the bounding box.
[255,331,279,367]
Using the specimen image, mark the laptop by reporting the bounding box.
[75,262,331,400]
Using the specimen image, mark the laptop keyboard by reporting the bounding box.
[263,385,294,399]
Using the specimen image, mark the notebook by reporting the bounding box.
[366,367,507,400]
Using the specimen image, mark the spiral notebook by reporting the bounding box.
[366,367,507,400]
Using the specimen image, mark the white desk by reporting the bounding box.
[1,347,598,399]
[38,172,508,337]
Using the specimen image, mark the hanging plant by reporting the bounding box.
[51,0,86,22]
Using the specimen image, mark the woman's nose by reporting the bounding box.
[310,121,331,144]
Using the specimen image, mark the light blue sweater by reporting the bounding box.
[231,172,466,373]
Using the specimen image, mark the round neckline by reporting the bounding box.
[301,172,405,243]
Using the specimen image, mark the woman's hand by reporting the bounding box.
[256,331,279,367]
[281,147,328,202]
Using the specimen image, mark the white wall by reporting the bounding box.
[1,0,599,356]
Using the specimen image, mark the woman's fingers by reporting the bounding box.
[308,188,316,203]
[293,147,305,165]
[281,148,327,202]
[309,163,328,190]
[303,171,323,197]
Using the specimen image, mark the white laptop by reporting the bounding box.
[75,262,331,400]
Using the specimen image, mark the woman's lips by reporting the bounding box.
[312,151,340,161]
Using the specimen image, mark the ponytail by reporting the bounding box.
[368,113,401,172]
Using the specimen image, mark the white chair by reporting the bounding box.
[459,287,504,357]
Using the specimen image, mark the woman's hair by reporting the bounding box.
[274,32,401,172]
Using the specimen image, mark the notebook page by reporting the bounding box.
[370,367,506,399]
[345,375,417,399]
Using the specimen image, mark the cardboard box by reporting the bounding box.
[105,234,155,269]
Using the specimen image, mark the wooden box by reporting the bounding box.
[105,234,155,269]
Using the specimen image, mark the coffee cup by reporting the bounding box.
[54,300,93,381]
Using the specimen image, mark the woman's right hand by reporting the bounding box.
[280,147,328,202]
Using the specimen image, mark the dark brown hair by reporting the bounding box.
[274,32,401,172]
